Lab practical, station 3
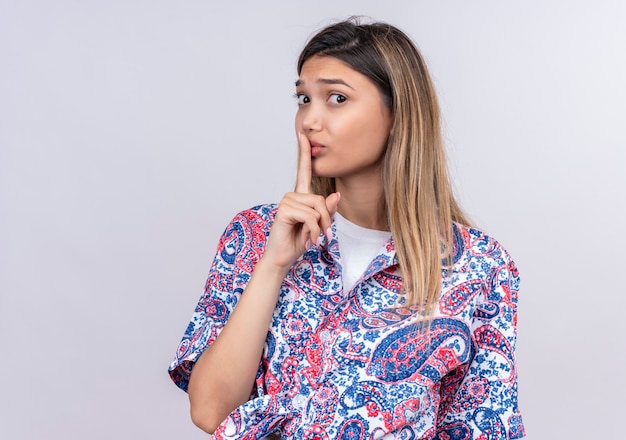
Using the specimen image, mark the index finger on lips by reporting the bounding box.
[295,132,312,194]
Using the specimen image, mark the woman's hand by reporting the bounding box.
[262,132,340,271]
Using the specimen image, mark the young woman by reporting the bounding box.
[169,18,525,440]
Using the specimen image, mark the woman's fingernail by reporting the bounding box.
[305,239,312,250]
[326,228,332,241]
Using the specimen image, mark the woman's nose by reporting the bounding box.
[301,105,322,132]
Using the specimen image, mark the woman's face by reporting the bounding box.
[295,56,393,181]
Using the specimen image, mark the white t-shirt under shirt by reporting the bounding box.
[333,212,392,291]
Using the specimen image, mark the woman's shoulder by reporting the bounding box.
[227,203,278,224]
[221,203,279,236]
[451,222,517,271]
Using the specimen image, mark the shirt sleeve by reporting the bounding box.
[435,247,526,439]
[167,206,273,393]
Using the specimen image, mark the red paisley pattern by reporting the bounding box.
[169,205,525,439]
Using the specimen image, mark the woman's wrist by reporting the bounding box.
[254,255,293,283]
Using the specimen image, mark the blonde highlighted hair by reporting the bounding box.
[298,18,471,317]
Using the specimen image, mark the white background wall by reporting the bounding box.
[1,1,625,438]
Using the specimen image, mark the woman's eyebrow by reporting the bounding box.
[295,78,354,89]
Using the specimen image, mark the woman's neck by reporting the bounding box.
[335,176,387,231]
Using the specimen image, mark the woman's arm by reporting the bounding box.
[187,133,340,433]
[187,256,290,433]
[436,246,525,439]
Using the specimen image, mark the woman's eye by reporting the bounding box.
[295,94,310,105]
[329,94,347,104]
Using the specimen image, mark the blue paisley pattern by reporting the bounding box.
[169,205,525,439]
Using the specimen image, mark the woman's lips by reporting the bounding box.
[309,140,325,157]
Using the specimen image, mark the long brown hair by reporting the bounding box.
[298,18,471,317]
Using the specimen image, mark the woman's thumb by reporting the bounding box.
[325,192,341,216]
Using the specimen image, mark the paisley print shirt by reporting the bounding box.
[169,204,525,439]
